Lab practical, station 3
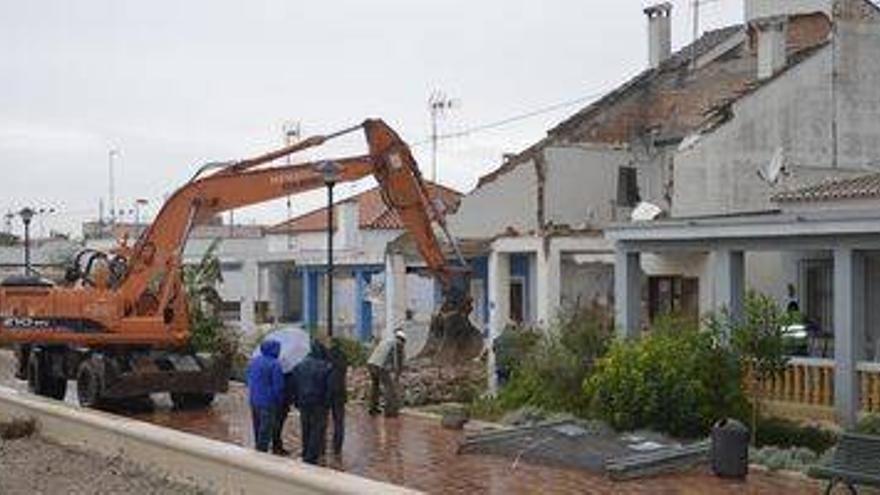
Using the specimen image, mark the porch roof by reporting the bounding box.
[605,209,880,250]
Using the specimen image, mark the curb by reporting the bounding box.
[0,386,421,495]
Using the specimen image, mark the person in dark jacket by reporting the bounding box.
[291,341,332,464]
[271,371,296,456]
[247,339,284,453]
[327,337,349,455]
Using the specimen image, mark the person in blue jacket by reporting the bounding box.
[291,340,333,464]
[247,339,284,453]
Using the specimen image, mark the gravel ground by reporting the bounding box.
[0,436,209,495]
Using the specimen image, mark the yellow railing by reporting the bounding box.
[748,358,880,421]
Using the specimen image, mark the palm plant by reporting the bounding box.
[182,239,230,354]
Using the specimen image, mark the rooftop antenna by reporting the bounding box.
[429,91,456,183]
[108,148,120,228]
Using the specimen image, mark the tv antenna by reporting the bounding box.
[429,91,456,183]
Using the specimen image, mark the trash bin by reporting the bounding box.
[710,418,749,479]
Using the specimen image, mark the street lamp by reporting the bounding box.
[18,207,34,276]
[317,161,340,338]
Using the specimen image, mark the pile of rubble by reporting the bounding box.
[348,357,486,407]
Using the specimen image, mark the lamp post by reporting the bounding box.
[19,207,34,276]
[318,161,340,338]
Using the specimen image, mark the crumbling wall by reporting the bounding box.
[542,145,629,229]
[835,0,880,169]
[672,48,835,216]
[448,158,539,239]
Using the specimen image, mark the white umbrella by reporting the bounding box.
[252,325,312,373]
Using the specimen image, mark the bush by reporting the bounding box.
[855,414,880,436]
[584,325,746,438]
[494,304,613,415]
[753,417,838,452]
[750,446,819,472]
[333,336,369,368]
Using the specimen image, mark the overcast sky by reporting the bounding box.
[0,0,743,238]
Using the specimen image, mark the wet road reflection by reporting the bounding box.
[0,351,818,494]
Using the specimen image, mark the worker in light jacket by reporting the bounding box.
[367,327,407,417]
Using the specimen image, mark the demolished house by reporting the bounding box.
[444,0,880,391]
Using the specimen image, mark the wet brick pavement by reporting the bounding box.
[0,350,820,494]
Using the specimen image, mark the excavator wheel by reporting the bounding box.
[27,349,67,401]
[170,392,215,410]
[76,359,105,408]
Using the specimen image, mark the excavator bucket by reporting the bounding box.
[416,288,484,365]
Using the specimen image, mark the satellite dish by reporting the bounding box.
[630,202,664,222]
[757,147,787,185]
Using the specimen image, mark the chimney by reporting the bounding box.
[753,16,788,79]
[644,3,673,69]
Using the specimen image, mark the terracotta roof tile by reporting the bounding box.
[268,182,462,234]
[773,172,880,203]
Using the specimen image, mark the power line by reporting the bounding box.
[410,89,609,147]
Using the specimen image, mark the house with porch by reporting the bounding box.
[608,172,880,427]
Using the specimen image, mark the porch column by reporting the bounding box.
[354,270,373,342]
[302,269,319,329]
[714,249,745,327]
[487,251,511,395]
[834,248,865,428]
[240,260,258,334]
[614,250,641,339]
[384,254,407,340]
[536,243,561,328]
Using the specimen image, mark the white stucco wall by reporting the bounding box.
[543,145,631,228]
[560,259,613,310]
[448,159,539,239]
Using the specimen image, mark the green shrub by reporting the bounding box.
[750,446,819,472]
[855,414,880,435]
[333,336,369,368]
[754,417,838,453]
[495,304,613,415]
[584,325,746,438]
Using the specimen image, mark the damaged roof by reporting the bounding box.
[268,182,462,234]
[475,12,832,189]
[773,172,880,203]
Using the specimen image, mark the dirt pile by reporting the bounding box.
[348,357,486,407]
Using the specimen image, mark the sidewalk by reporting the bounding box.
[0,351,819,494]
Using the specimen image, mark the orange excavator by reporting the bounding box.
[0,119,482,407]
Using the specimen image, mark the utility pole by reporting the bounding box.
[429,91,455,183]
[109,149,119,228]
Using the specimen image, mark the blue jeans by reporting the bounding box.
[251,405,277,452]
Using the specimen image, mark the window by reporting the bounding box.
[509,278,526,324]
[617,166,640,207]
[801,259,833,336]
[648,276,699,323]
[219,301,241,322]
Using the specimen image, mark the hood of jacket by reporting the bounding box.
[260,339,281,359]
